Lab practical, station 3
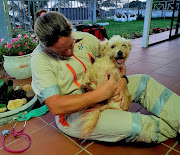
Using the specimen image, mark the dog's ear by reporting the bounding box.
[127,40,132,51]
[98,39,109,57]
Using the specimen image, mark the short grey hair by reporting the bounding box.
[34,11,72,47]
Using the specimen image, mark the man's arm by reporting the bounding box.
[45,73,117,115]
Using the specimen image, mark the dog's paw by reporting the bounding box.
[122,96,131,111]
[81,84,94,92]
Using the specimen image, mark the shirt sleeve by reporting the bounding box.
[30,51,60,103]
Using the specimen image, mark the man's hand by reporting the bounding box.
[96,72,117,101]
[113,78,127,108]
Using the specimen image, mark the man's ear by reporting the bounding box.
[98,39,108,57]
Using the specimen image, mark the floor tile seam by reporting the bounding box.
[167,45,180,51]
[134,50,163,55]
[49,120,93,150]
[140,61,170,66]
[81,148,93,155]
[75,148,93,155]
[156,46,179,51]
[141,57,178,66]
[37,116,49,125]
[145,68,161,76]
[165,141,179,155]
[161,143,173,149]
[0,124,48,149]
[128,56,152,61]
[126,61,141,68]
[165,147,174,155]
[147,71,180,81]
[126,61,139,67]
[154,54,180,60]
[172,148,180,154]
[151,71,180,80]
[127,59,164,68]
[134,47,176,56]
[83,142,95,149]
[49,120,56,125]
[147,61,180,78]
[133,49,168,56]
[0,135,26,150]
[49,123,86,150]
[146,73,180,90]
[78,142,95,155]
[171,141,180,153]
[28,124,48,135]
[75,150,84,155]
[169,82,180,90]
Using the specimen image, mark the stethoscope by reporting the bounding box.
[1,119,31,153]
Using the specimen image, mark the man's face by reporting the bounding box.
[50,34,74,57]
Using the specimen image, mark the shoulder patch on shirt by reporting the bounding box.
[74,38,84,44]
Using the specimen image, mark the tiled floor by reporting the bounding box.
[0,32,180,155]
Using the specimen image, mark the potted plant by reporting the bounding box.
[114,13,127,22]
[0,77,37,126]
[128,14,137,22]
[0,33,39,79]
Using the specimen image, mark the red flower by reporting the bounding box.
[23,35,28,39]
[17,44,20,47]
[19,51,23,56]
[7,44,12,49]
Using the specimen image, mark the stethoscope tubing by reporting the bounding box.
[2,119,31,153]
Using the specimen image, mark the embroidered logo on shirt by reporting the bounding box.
[74,38,84,50]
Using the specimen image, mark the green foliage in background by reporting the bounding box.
[101,18,175,39]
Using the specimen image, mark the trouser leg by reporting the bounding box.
[91,110,176,143]
[56,109,176,143]
[128,74,180,134]
[55,74,179,143]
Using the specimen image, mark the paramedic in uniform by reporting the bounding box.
[31,10,180,143]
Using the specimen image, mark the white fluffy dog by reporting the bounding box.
[80,35,132,139]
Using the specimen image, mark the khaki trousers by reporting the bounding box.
[55,74,179,143]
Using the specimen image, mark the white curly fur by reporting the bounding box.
[80,35,132,140]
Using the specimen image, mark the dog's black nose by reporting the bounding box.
[118,51,123,57]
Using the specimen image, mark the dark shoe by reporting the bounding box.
[176,132,180,145]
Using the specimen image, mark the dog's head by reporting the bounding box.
[98,35,132,68]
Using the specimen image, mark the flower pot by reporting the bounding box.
[114,14,127,22]
[3,53,32,80]
[128,14,137,22]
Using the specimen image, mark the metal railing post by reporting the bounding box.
[164,1,167,19]
[93,0,96,23]
[142,0,153,48]
[0,0,12,42]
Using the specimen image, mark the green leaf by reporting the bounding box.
[0,104,6,108]
[7,85,13,97]
[0,79,4,88]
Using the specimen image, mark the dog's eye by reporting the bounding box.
[122,44,126,47]
[111,45,116,49]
